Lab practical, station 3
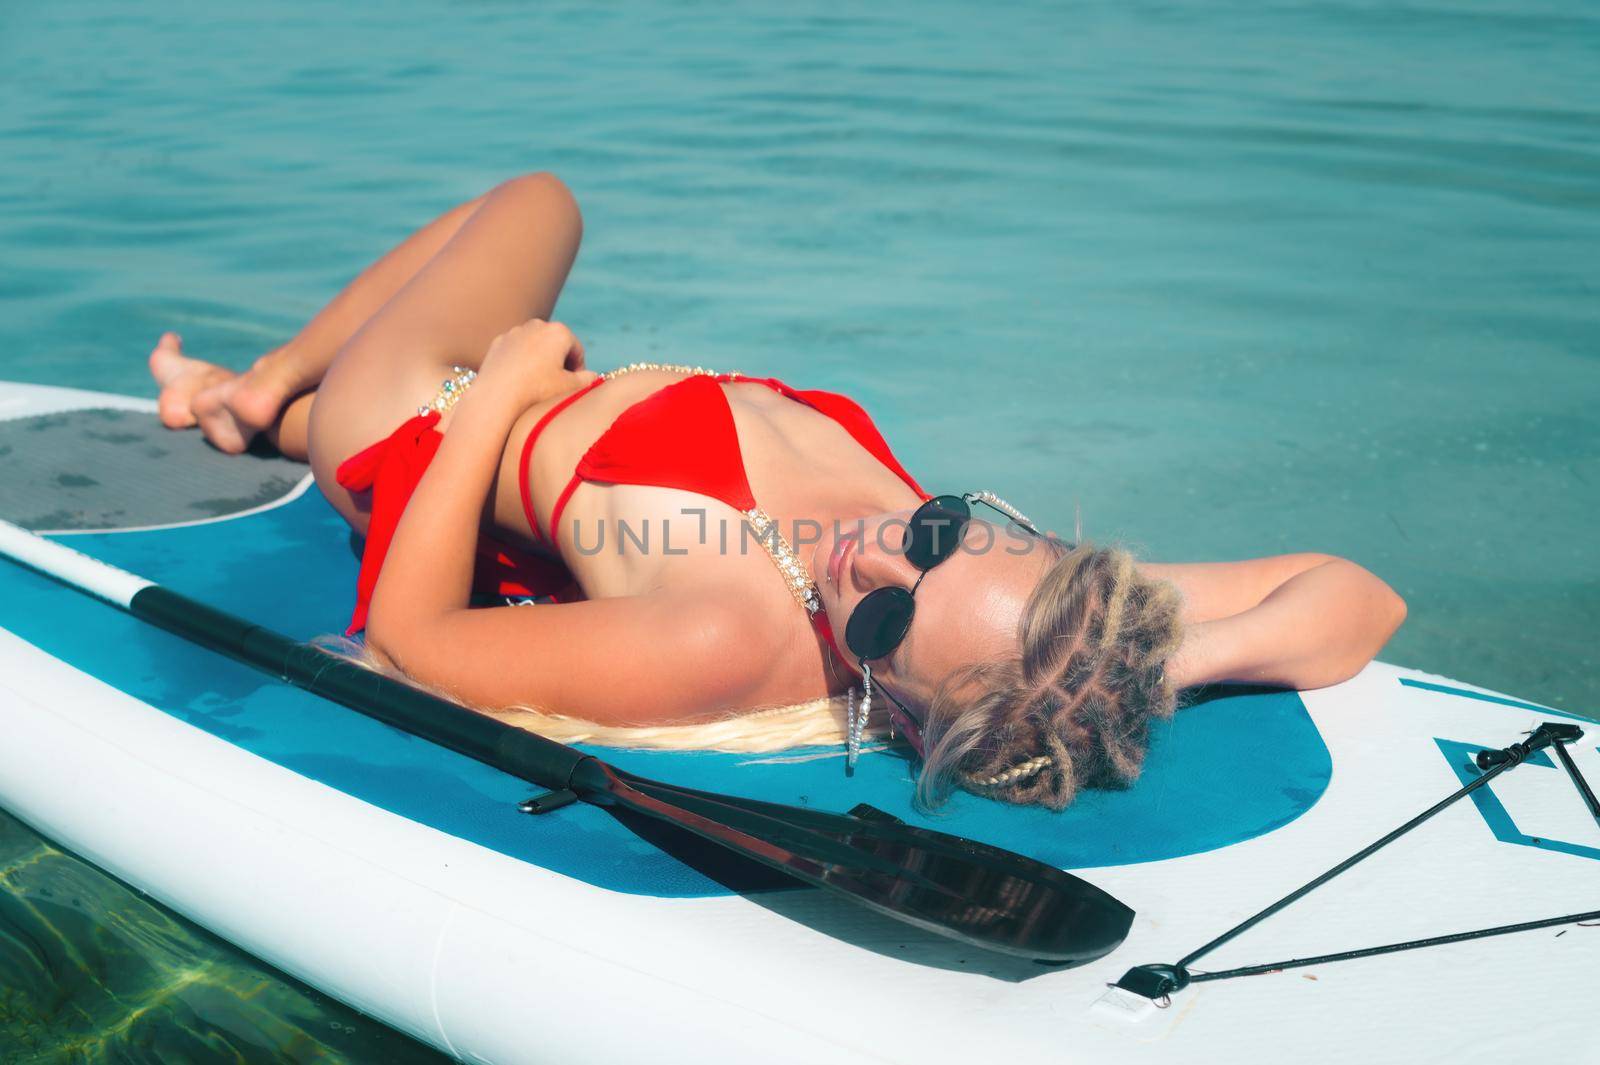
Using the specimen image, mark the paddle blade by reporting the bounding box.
[584,763,1133,963]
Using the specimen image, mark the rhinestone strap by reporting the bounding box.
[599,362,824,617]
[427,360,703,414]
[417,365,478,416]
[744,507,822,616]
[601,361,729,381]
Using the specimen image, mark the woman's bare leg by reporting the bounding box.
[149,188,492,457]
[306,172,583,530]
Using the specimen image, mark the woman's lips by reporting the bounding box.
[828,532,858,586]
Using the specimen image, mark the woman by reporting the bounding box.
[149,172,1407,810]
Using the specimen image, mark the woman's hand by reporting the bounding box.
[480,318,599,409]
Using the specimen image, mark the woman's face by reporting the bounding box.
[809,508,1052,709]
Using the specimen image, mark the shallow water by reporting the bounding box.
[1,0,1597,1058]
[0,808,449,1062]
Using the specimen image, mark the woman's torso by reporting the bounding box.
[480,368,923,699]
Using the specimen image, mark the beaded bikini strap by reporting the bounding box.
[418,365,478,416]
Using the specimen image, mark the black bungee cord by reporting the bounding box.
[1116,721,1598,1002]
[1547,740,1600,831]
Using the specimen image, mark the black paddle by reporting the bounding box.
[0,518,1133,964]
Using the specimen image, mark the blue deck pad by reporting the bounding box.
[0,489,1331,897]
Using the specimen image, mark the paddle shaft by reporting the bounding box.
[144,586,602,788]
[0,519,600,795]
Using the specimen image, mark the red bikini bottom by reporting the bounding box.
[333,410,578,636]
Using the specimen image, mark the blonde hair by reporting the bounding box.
[314,634,891,754]
[317,538,1181,800]
[913,540,1185,811]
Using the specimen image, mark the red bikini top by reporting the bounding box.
[334,370,926,638]
[518,371,927,548]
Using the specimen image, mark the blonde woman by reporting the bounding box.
[149,172,1407,810]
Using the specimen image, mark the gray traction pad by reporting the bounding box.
[0,408,307,531]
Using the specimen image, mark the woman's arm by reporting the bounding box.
[367,318,594,633]
[1142,555,1407,691]
[365,319,771,721]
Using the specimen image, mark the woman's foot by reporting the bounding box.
[147,332,296,454]
[149,331,231,428]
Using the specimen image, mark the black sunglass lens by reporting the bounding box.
[846,587,916,660]
[905,495,970,571]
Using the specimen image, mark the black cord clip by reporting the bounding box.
[1475,721,1583,770]
[1114,963,1191,1000]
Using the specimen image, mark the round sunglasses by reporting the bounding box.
[841,493,1041,757]
[842,493,1039,662]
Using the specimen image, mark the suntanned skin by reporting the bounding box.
[150,172,1408,725]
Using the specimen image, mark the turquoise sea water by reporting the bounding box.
[1,0,1596,1059]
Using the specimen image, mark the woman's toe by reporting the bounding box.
[147,332,186,384]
